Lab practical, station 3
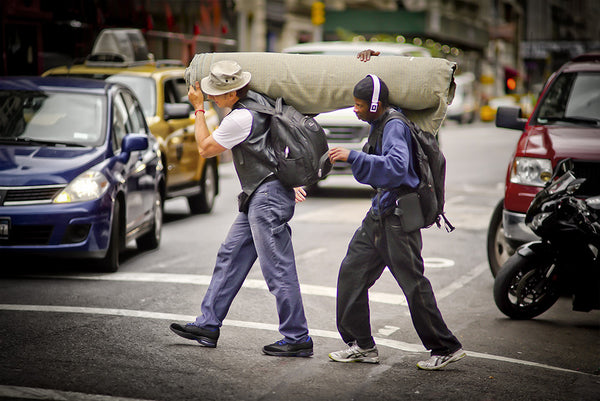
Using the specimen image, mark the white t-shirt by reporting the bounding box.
[211,109,253,149]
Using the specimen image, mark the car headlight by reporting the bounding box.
[53,170,110,203]
[510,157,552,187]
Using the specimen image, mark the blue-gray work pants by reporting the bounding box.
[194,178,310,344]
[336,211,462,355]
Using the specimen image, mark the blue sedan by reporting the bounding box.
[0,77,165,272]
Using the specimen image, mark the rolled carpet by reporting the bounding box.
[185,52,456,134]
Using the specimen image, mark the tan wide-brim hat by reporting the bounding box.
[200,60,252,96]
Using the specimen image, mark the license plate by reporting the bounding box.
[0,217,9,240]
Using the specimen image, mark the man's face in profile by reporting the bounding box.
[353,97,377,123]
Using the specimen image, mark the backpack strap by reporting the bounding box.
[275,97,284,114]
[363,108,397,154]
[237,91,279,115]
[238,100,275,116]
[438,213,455,233]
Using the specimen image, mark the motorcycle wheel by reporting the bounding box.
[493,252,561,319]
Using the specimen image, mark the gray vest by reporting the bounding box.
[231,91,277,198]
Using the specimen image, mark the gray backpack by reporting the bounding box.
[240,96,331,188]
[366,110,454,231]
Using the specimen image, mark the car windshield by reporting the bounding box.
[534,71,600,126]
[106,75,156,118]
[0,90,105,146]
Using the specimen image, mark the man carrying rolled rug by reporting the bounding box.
[327,73,465,370]
[169,60,313,358]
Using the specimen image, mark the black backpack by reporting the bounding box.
[366,110,454,231]
[240,96,331,188]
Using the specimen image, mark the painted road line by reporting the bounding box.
[0,304,589,376]
[0,384,153,401]
[296,247,328,261]
[377,325,400,336]
[435,262,488,301]
[27,272,399,304]
[424,257,455,269]
[24,261,483,307]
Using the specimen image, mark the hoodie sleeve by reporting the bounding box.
[347,119,419,189]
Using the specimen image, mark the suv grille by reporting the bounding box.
[0,185,65,206]
[573,160,600,195]
[324,126,369,143]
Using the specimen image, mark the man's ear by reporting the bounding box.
[226,91,238,102]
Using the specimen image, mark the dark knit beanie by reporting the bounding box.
[353,75,389,108]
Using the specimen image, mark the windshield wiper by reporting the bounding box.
[0,137,45,145]
[537,116,600,126]
[0,137,86,147]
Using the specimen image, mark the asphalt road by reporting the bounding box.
[1,122,599,401]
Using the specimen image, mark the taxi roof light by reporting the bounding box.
[85,28,155,68]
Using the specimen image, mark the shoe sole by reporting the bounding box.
[262,349,314,357]
[417,351,466,370]
[170,326,217,348]
[328,354,379,364]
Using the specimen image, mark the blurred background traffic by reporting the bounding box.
[2,0,599,123]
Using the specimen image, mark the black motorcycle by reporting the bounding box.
[493,160,600,319]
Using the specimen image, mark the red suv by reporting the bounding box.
[487,53,600,276]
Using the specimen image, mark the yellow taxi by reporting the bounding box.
[43,29,220,213]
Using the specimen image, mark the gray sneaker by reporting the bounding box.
[417,348,466,370]
[328,342,379,364]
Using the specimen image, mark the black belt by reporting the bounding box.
[369,206,396,219]
[262,175,278,184]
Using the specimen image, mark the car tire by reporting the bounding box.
[463,111,475,124]
[96,201,121,273]
[136,191,163,251]
[487,199,516,277]
[188,160,218,214]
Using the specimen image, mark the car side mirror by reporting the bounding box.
[164,103,192,120]
[495,106,527,131]
[118,133,148,163]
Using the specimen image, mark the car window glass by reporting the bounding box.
[536,72,600,123]
[164,78,188,104]
[536,73,574,119]
[565,73,600,119]
[0,90,104,146]
[174,78,188,102]
[112,93,128,151]
[106,75,156,117]
[120,90,147,134]
[164,79,178,104]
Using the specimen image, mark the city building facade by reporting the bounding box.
[1,0,598,100]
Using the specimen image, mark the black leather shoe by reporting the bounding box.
[170,323,219,348]
[262,337,313,357]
